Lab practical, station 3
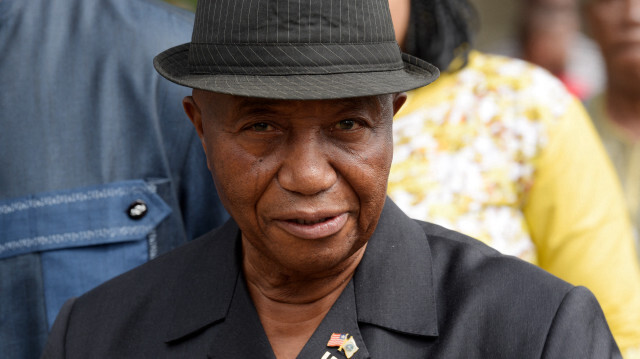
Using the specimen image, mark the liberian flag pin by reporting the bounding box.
[338,336,359,358]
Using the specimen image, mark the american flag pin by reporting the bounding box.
[327,333,348,348]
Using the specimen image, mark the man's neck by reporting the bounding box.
[242,242,365,359]
[605,84,640,139]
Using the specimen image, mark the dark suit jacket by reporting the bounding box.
[42,199,620,358]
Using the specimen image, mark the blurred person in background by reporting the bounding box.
[519,0,598,99]
[585,0,640,264]
[0,0,227,357]
[489,0,605,100]
[388,0,640,356]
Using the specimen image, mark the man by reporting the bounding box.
[585,0,640,257]
[42,0,620,357]
[0,0,227,358]
[488,0,605,100]
[584,1,640,351]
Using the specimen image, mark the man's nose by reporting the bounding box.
[277,135,337,196]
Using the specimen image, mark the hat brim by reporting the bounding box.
[154,43,439,100]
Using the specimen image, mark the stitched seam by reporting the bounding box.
[189,64,407,76]
[189,41,398,46]
[0,184,155,215]
[539,287,573,357]
[0,225,153,254]
[148,230,158,260]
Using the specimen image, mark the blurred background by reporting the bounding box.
[164,0,197,11]
[164,0,524,51]
[163,0,602,99]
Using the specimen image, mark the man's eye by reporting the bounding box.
[250,122,273,132]
[335,119,359,130]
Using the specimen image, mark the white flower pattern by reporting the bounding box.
[389,52,572,263]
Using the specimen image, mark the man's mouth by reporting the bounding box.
[275,213,349,240]
[289,217,333,225]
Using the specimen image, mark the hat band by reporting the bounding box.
[188,42,404,75]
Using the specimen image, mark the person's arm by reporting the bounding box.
[541,286,621,358]
[524,98,640,356]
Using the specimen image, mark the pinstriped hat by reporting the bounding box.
[154,0,439,99]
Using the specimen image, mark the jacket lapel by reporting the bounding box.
[163,219,242,343]
[163,219,276,358]
[298,198,439,358]
[297,281,370,359]
[206,273,276,359]
[353,198,439,337]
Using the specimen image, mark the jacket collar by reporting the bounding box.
[164,219,242,342]
[353,199,438,337]
[163,198,439,348]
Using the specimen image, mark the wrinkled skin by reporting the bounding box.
[183,91,406,278]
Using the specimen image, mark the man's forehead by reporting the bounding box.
[195,90,389,112]
[235,95,386,110]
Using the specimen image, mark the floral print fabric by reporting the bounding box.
[390,52,571,263]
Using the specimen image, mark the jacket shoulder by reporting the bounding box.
[416,219,572,293]
[44,221,238,357]
[415,220,620,356]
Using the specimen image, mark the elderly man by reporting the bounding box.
[42,0,619,358]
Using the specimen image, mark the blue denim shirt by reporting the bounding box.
[0,0,228,357]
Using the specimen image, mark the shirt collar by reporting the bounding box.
[163,198,439,343]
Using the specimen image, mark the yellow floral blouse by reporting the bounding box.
[389,51,640,356]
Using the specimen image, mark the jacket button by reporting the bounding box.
[127,200,148,220]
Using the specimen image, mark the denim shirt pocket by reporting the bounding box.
[0,179,171,328]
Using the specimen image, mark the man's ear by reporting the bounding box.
[183,95,207,153]
[392,92,407,115]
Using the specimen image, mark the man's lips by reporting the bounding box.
[274,212,349,240]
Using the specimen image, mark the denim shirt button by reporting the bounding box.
[127,200,148,220]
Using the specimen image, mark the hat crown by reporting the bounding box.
[187,0,404,76]
[192,0,396,45]
[154,0,438,99]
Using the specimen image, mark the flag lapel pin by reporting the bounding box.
[338,336,359,358]
[327,333,348,348]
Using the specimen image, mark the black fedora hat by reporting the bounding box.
[154,0,439,100]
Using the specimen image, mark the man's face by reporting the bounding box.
[522,0,578,74]
[184,91,406,275]
[587,0,640,89]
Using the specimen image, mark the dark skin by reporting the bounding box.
[587,0,640,138]
[389,0,411,49]
[521,0,579,75]
[183,91,406,359]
